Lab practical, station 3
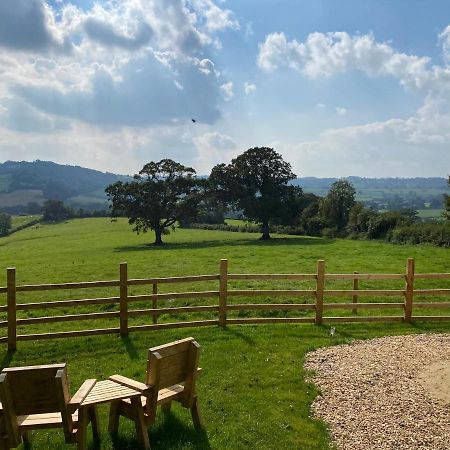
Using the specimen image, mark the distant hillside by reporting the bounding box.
[0,160,128,213]
[0,160,447,216]
[293,176,448,214]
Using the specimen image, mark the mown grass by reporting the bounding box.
[0,218,449,449]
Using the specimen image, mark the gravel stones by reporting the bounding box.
[305,334,450,450]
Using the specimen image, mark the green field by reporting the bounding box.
[0,219,449,449]
[11,215,41,229]
[416,209,444,220]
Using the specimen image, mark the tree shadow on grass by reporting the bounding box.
[111,412,211,449]
[114,236,335,253]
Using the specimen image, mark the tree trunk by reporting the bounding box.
[260,222,271,240]
[154,228,164,245]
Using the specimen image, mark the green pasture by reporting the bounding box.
[11,215,41,229]
[0,218,449,449]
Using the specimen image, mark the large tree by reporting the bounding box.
[106,159,200,245]
[209,147,302,240]
[320,179,356,232]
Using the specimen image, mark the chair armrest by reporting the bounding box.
[69,379,96,411]
[109,375,149,393]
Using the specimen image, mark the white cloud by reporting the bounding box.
[257,30,441,92]
[257,27,450,177]
[439,25,450,63]
[0,0,238,130]
[193,131,237,172]
[336,106,347,116]
[193,0,239,32]
[220,81,234,101]
[316,103,326,109]
[244,82,256,95]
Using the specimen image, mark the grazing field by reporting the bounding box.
[11,215,41,229]
[0,218,449,449]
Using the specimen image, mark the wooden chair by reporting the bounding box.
[0,363,98,450]
[108,337,204,449]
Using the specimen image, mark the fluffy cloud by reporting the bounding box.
[244,82,256,95]
[440,25,450,63]
[258,28,450,176]
[0,0,238,130]
[0,0,71,53]
[257,30,450,93]
[220,81,234,101]
[194,0,239,32]
[193,131,237,172]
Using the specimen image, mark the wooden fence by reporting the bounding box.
[1,258,449,350]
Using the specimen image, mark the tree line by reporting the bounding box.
[104,147,450,246]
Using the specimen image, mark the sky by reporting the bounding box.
[0,0,449,177]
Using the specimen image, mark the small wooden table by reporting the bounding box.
[77,379,143,449]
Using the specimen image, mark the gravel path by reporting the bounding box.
[305,334,450,450]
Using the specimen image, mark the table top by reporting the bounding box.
[80,379,142,407]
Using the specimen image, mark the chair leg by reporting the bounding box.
[108,401,121,434]
[190,397,204,430]
[89,406,100,441]
[22,431,31,449]
[77,407,89,450]
[131,397,150,450]
[161,401,172,414]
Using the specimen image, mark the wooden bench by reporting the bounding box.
[0,364,99,449]
[108,337,204,449]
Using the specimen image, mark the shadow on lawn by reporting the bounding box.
[114,236,334,253]
[0,350,15,370]
[120,336,140,360]
[111,412,211,449]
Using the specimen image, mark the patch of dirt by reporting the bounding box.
[305,334,450,450]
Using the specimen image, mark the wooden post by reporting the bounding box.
[152,283,158,324]
[7,268,17,351]
[315,260,325,325]
[352,271,359,315]
[119,262,128,336]
[219,259,228,327]
[404,258,415,322]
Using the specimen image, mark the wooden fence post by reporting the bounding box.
[219,259,228,327]
[152,283,158,324]
[352,271,359,315]
[7,268,17,351]
[120,262,128,336]
[404,258,415,322]
[315,260,325,325]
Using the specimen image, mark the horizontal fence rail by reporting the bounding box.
[1,258,449,350]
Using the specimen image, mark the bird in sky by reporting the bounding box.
[191,118,196,123]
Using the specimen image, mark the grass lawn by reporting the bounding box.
[0,218,449,449]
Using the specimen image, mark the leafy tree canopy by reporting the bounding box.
[106,159,200,245]
[0,213,11,236]
[320,179,356,232]
[210,147,303,240]
[42,200,73,222]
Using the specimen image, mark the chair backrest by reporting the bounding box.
[145,337,201,410]
[0,364,67,415]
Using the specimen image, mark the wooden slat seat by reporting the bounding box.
[108,337,204,450]
[17,411,78,428]
[0,364,99,449]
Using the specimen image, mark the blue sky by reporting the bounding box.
[0,0,449,177]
